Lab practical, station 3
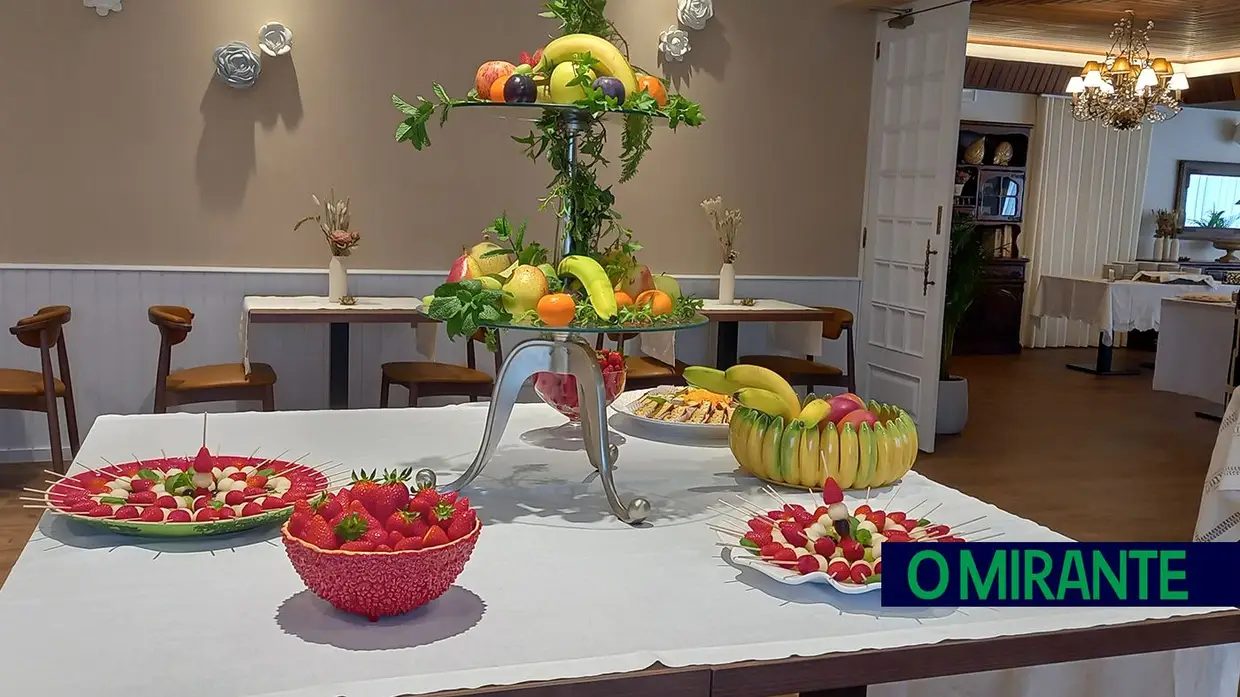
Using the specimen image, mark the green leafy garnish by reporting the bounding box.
[137,469,162,482]
[865,573,883,584]
[739,537,759,551]
[855,527,873,546]
[165,471,192,493]
[425,279,512,340]
[258,468,276,477]
[916,518,931,527]
[484,213,548,266]
[848,516,860,539]
[99,496,126,505]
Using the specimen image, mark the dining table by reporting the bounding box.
[697,299,837,370]
[3,405,1237,697]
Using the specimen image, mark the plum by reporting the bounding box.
[504,74,537,103]
[592,76,626,104]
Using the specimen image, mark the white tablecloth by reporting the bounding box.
[641,298,823,366]
[240,296,436,374]
[1,406,1235,697]
[1154,298,1235,404]
[1031,276,1238,345]
[1196,387,1240,543]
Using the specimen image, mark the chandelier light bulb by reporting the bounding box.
[1083,70,1104,88]
[1135,67,1159,90]
[1168,73,1189,91]
[1065,76,1086,94]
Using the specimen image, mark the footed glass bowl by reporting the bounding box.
[533,367,627,421]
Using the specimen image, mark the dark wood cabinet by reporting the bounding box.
[953,258,1030,355]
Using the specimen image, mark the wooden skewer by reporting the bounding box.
[42,479,85,491]
[904,499,928,515]
[715,499,771,523]
[949,515,986,530]
[729,496,770,517]
[955,527,992,538]
[709,508,760,528]
[922,502,943,519]
[202,413,208,448]
[882,481,904,511]
[763,485,791,508]
[969,532,1004,542]
[19,496,52,503]
[864,487,872,505]
[706,523,746,536]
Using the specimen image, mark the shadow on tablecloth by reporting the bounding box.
[275,585,485,651]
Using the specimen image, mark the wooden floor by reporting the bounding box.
[0,347,1220,588]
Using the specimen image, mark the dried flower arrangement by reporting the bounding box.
[295,190,360,257]
[1153,208,1180,238]
[702,196,742,264]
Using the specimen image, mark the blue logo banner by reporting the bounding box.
[881,543,1240,607]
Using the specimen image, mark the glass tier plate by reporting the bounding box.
[482,314,708,334]
[452,101,669,120]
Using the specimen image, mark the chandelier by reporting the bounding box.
[1064,11,1189,131]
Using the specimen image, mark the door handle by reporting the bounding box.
[923,239,939,296]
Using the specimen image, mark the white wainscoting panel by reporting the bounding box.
[0,266,859,462]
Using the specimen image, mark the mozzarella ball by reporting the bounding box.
[221,466,239,478]
[164,468,183,478]
[242,466,257,475]
[106,489,128,500]
[269,476,291,492]
[793,547,811,558]
[806,523,826,541]
[175,497,191,509]
[190,471,213,490]
[151,484,166,495]
[859,520,878,534]
[213,491,230,503]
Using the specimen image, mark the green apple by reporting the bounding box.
[502,265,549,317]
[549,62,595,104]
[478,276,502,291]
[652,274,681,300]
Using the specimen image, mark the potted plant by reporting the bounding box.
[936,211,986,435]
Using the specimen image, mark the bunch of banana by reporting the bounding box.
[697,364,918,490]
[534,34,639,100]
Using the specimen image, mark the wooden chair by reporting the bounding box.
[1,306,80,473]
[149,306,276,413]
[739,307,856,394]
[595,333,687,391]
[380,331,503,407]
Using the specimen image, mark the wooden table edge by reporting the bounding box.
[248,309,436,324]
[708,608,1240,697]
[418,663,711,697]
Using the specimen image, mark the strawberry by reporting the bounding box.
[428,501,455,529]
[438,491,458,506]
[821,477,845,505]
[773,547,797,563]
[88,504,114,518]
[884,529,911,542]
[747,517,773,533]
[410,518,430,539]
[340,540,375,552]
[224,490,246,506]
[68,501,96,514]
[288,508,311,537]
[342,500,382,529]
[867,511,886,531]
[387,529,405,546]
[374,544,393,553]
[83,476,111,494]
[446,509,477,540]
[789,507,815,526]
[193,487,212,498]
[394,535,424,551]
[139,506,165,522]
[113,505,140,520]
[422,525,450,548]
[300,516,337,549]
[229,471,248,481]
[813,537,837,557]
[796,555,823,575]
[778,521,808,549]
[366,468,412,521]
[194,508,218,522]
[218,506,237,519]
[128,478,153,493]
[363,528,389,546]
[767,509,786,520]
[875,560,883,574]
[759,542,782,558]
[261,495,287,510]
[743,529,772,547]
[242,486,266,499]
[519,49,543,68]
[854,504,872,517]
[849,561,872,584]
[453,496,471,512]
[887,511,907,525]
[239,501,264,517]
[841,537,864,562]
[409,487,439,517]
[245,474,268,489]
[827,558,851,581]
[812,506,831,522]
[63,491,91,506]
[347,470,381,517]
[384,510,421,537]
[167,509,191,522]
[127,490,157,505]
[155,495,178,509]
[192,495,211,510]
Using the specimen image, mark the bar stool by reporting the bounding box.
[380,330,502,406]
[1,306,80,473]
[739,307,856,394]
[149,306,276,413]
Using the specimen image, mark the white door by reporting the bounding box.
[858,0,970,452]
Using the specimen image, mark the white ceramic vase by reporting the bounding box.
[1169,238,1180,262]
[1154,237,1169,261]
[935,376,968,435]
[328,256,348,302]
[718,263,736,304]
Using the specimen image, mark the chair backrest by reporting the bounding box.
[821,308,854,341]
[149,305,194,347]
[465,329,504,375]
[11,306,71,349]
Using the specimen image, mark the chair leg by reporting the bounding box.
[261,386,275,412]
[46,405,64,474]
[407,385,419,407]
[154,385,168,414]
[63,394,81,455]
[380,375,391,408]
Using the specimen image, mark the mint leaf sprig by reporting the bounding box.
[426,279,512,340]
[483,213,549,267]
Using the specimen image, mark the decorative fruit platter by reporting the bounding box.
[710,479,995,595]
[35,447,331,537]
[611,385,735,439]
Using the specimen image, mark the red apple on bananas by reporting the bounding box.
[839,393,866,407]
[826,395,862,425]
[475,61,516,97]
[840,409,878,430]
[446,252,482,283]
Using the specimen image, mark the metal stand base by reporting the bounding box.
[415,336,651,525]
[1065,333,1139,376]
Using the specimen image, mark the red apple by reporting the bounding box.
[446,253,482,283]
[840,409,878,430]
[622,263,655,298]
[838,393,866,408]
[826,395,862,425]
[474,61,516,97]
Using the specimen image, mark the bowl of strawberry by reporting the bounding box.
[532,348,627,421]
[281,470,482,622]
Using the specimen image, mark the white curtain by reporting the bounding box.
[1021,96,1154,348]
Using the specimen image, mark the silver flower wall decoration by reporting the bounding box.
[84,0,122,17]
[659,26,691,62]
[213,41,262,89]
[677,0,713,31]
[257,22,293,58]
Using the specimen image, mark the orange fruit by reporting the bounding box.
[614,291,634,308]
[634,289,673,316]
[537,293,576,327]
[490,76,508,103]
[636,75,668,107]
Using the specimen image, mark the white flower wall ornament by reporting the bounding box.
[677,0,713,31]
[213,41,262,89]
[84,0,122,17]
[257,22,293,57]
[659,26,691,62]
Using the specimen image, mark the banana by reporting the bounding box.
[821,422,840,484]
[682,366,742,395]
[747,412,771,481]
[535,34,639,101]
[856,423,879,489]
[778,421,803,484]
[725,365,800,421]
[729,406,751,471]
[797,398,830,428]
[873,421,893,485]
[557,255,617,320]
[884,418,905,482]
[761,416,785,485]
[837,423,859,488]
[901,412,919,466]
[803,392,818,408]
[735,387,790,418]
[798,421,820,488]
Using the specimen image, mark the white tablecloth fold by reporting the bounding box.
[640,298,823,366]
[1196,386,1240,543]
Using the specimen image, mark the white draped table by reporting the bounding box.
[1153,298,1235,406]
[1197,386,1240,543]
[0,406,1236,697]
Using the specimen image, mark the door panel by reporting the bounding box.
[859,0,971,452]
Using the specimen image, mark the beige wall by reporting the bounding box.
[0,0,874,275]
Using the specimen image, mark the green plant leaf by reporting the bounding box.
[99,496,126,505]
[391,94,419,116]
[428,295,464,319]
[137,469,161,482]
[258,468,276,477]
